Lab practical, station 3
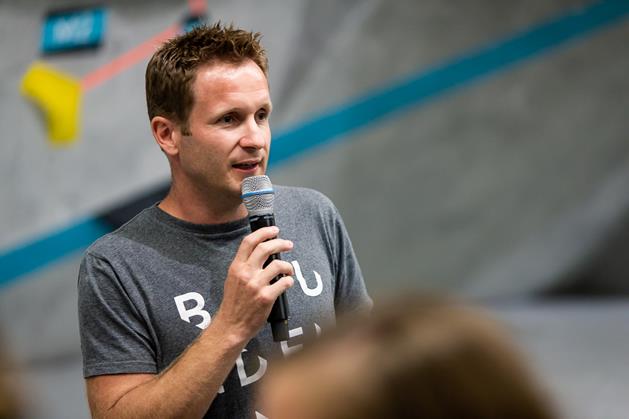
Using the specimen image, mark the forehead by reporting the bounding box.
[191,60,270,110]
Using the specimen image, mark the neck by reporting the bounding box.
[158,180,247,225]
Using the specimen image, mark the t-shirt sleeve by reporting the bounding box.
[328,205,373,314]
[78,251,157,378]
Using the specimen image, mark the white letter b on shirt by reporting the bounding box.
[174,292,211,329]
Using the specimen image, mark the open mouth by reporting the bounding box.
[232,161,260,171]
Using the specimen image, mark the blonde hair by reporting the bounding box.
[262,295,558,419]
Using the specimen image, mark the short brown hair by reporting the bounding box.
[145,22,268,134]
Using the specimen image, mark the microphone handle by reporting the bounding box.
[249,214,290,341]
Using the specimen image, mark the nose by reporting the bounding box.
[239,117,267,150]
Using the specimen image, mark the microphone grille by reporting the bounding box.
[241,175,274,216]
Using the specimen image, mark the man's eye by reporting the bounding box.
[256,111,268,121]
[220,114,234,124]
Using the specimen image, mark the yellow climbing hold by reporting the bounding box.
[20,62,81,146]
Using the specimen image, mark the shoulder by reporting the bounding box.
[84,206,157,261]
[274,185,337,214]
[84,232,126,263]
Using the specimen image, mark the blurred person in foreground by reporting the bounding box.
[259,295,559,419]
[77,23,371,418]
[0,341,23,419]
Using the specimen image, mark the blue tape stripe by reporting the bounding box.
[0,218,111,288]
[269,0,629,166]
[241,188,275,198]
[1,0,628,288]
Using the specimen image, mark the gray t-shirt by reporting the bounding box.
[78,186,371,418]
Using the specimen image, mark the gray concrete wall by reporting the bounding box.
[1,1,628,417]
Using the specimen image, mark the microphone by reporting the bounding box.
[241,175,289,342]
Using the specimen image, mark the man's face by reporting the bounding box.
[175,59,272,201]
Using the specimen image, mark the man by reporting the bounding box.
[78,23,371,418]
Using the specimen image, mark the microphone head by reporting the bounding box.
[241,175,275,216]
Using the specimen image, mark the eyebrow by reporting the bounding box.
[215,102,273,116]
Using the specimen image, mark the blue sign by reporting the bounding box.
[41,7,107,53]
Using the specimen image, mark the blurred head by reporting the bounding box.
[146,22,268,135]
[0,342,23,419]
[259,295,558,419]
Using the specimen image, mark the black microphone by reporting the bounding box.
[241,175,289,342]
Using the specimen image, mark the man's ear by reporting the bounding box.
[151,116,180,156]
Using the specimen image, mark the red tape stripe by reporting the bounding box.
[81,23,180,92]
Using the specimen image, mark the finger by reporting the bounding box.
[233,226,279,263]
[262,276,295,302]
[253,260,294,286]
[248,239,294,268]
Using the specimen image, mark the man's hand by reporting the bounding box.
[214,226,295,343]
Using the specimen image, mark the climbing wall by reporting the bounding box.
[1,1,628,418]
